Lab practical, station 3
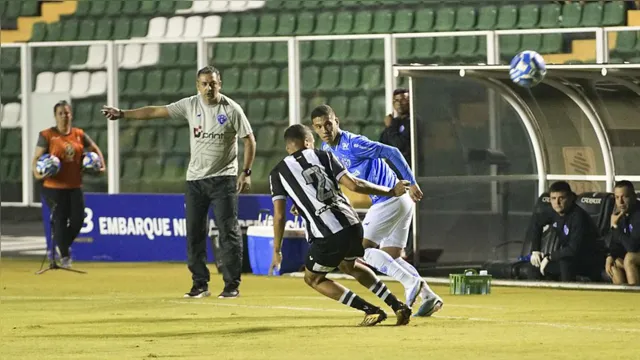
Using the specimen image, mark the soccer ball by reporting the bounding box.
[509,50,547,88]
[36,154,61,177]
[82,152,102,174]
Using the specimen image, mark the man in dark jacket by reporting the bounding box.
[526,181,602,282]
[604,180,640,285]
[379,88,411,165]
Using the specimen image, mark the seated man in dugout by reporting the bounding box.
[527,181,603,282]
[605,181,640,286]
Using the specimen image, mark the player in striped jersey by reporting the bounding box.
[269,124,412,326]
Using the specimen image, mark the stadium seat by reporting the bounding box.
[265,98,287,123]
[70,71,91,99]
[165,17,186,38]
[221,67,240,92]
[147,17,168,38]
[581,2,603,27]
[318,65,340,91]
[163,155,186,180]
[540,33,563,54]
[1,128,21,155]
[201,15,222,37]
[414,8,435,32]
[301,66,320,91]
[413,37,435,62]
[331,40,352,62]
[455,6,476,31]
[314,11,335,34]
[434,7,455,32]
[611,31,637,59]
[360,64,381,91]
[433,36,457,62]
[234,42,253,64]
[372,10,393,33]
[496,5,518,30]
[603,1,626,26]
[139,0,159,16]
[136,127,158,153]
[247,98,266,123]
[333,11,354,34]
[392,9,413,33]
[177,43,197,66]
[123,70,145,96]
[539,3,562,28]
[346,95,369,123]
[34,71,54,93]
[352,10,373,34]
[183,16,204,37]
[238,14,258,36]
[256,125,277,150]
[94,19,113,40]
[257,13,277,36]
[295,12,315,35]
[1,103,21,128]
[162,68,182,95]
[53,72,72,93]
[61,19,80,41]
[520,34,542,53]
[560,2,583,28]
[238,68,259,93]
[499,35,521,60]
[575,192,615,236]
[362,124,383,141]
[518,4,540,29]
[311,41,331,62]
[329,95,348,119]
[455,36,480,63]
[257,67,279,92]
[275,13,296,35]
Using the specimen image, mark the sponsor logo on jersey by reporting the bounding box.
[193,126,224,140]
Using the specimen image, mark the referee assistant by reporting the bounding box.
[32,100,106,269]
[101,66,256,299]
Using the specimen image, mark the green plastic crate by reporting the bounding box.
[449,269,492,295]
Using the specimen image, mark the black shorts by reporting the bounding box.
[305,224,364,274]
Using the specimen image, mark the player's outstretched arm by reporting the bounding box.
[101,105,170,121]
[339,172,408,197]
[268,199,287,275]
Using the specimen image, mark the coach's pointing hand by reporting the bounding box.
[101,106,124,120]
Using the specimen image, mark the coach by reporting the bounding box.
[102,66,256,299]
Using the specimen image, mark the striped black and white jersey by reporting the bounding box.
[269,149,360,240]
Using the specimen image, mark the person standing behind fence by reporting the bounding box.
[101,66,256,299]
[33,100,106,269]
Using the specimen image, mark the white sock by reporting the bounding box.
[395,257,437,299]
[363,248,417,290]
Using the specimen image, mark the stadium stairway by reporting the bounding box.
[0,1,633,196]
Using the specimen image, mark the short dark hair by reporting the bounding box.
[549,181,573,194]
[615,180,635,193]
[53,100,70,114]
[393,88,409,96]
[196,65,221,79]
[310,104,334,121]
[284,124,311,143]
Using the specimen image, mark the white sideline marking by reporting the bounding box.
[4,295,640,334]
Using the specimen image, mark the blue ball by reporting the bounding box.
[509,50,547,88]
[36,154,61,177]
[82,151,102,174]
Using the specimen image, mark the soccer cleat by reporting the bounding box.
[184,285,211,299]
[414,295,443,317]
[60,257,72,269]
[218,289,239,299]
[358,308,387,327]
[394,303,412,326]
[405,278,424,308]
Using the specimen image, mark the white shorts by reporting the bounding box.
[362,193,413,249]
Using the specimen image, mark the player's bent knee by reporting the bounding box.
[303,270,325,288]
[362,239,378,249]
[338,259,356,274]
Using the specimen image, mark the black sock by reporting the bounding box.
[339,290,378,314]
[369,280,402,312]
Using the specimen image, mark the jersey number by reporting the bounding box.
[302,166,337,202]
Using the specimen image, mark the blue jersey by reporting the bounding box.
[322,131,416,205]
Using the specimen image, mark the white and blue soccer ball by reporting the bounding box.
[36,154,61,177]
[82,151,102,174]
[509,50,547,88]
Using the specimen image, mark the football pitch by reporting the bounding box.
[1,259,638,360]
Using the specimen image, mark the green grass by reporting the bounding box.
[1,259,638,360]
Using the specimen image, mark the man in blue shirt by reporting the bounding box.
[310,104,443,317]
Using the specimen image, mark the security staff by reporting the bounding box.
[604,180,640,285]
[32,100,106,268]
[102,66,256,299]
[526,181,602,282]
[379,88,411,164]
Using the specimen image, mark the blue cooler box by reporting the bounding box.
[247,226,308,275]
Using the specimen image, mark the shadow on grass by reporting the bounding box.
[53,315,343,325]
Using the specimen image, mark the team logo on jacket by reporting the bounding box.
[563,224,569,235]
[64,142,75,162]
[217,114,228,125]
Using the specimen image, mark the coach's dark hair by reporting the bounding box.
[615,180,635,193]
[284,124,311,143]
[549,181,573,195]
[196,65,221,79]
[393,88,408,96]
[53,100,70,114]
[310,104,335,121]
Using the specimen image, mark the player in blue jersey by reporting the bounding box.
[310,104,443,317]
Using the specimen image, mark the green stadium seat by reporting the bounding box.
[455,6,476,31]
[251,156,269,181]
[2,129,22,156]
[105,0,122,16]
[33,48,53,71]
[162,69,182,95]
[1,72,19,100]
[163,156,186,180]
[131,17,149,38]
[112,18,132,40]
[331,40,352,62]
[258,14,277,36]
[4,1,20,18]
[257,67,279,92]
[352,10,373,34]
[581,2,603,27]
[122,0,140,16]
[361,64,381,91]
[45,22,62,41]
[298,42,312,62]
[52,47,72,70]
[30,22,47,41]
[272,42,288,64]
[396,38,413,61]
[296,12,315,35]
[71,46,88,66]
[413,37,435,62]
[239,14,258,36]
[144,69,163,95]
[434,7,455,32]
[159,44,179,67]
[340,65,360,90]
[141,156,163,182]
[372,10,393,33]
[560,2,582,28]
[311,41,332,62]
[21,0,39,16]
[496,5,518,30]
[1,47,19,70]
[539,3,561,28]
[139,0,158,16]
[77,19,97,41]
[123,70,144,96]
[476,35,487,61]
[611,31,637,58]
[540,33,563,54]
[136,127,158,153]
[74,101,93,127]
[314,11,335,34]
[370,40,384,61]
[173,125,190,153]
[346,95,369,123]
[89,0,107,17]
[94,19,113,40]
[211,43,234,65]
[455,36,479,63]
[276,13,296,35]
[121,156,143,180]
[158,126,176,150]
[392,9,414,33]
[370,95,386,120]
[177,43,196,66]
[433,36,457,61]
[253,42,273,64]
[278,68,288,92]
[178,69,194,95]
[74,1,91,17]
[238,68,259,93]
[333,11,354,34]
[520,34,542,53]
[60,19,79,41]
[220,14,239,37]
[256,125,278,150]
[265,98,287,123]
[157,0,179,15]
[500,35,521,60]
[518,4,540,29]
[317,65,339,91]
[603,1,626,26]
[301,66,320,91]
[362,124,383,142]
[330,95,348,118]
[414,8,435,32]
[247,98,266,123]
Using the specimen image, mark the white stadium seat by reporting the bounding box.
[246,1,265,9]
[183,16,204,37]
[87,71,107,96]
[70,71,90,98]
[176,0,212,14]
[34,71,55,93]
[52,72,72,93]
[120,44,142,69]
[165,16,186,38]
[201,15,221,38]
[147,17,168,38]
[139,44,160,67]
[70,44,106,70]
[1,103,21,128]
[228,1,249,12]
[210,1,230,12]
